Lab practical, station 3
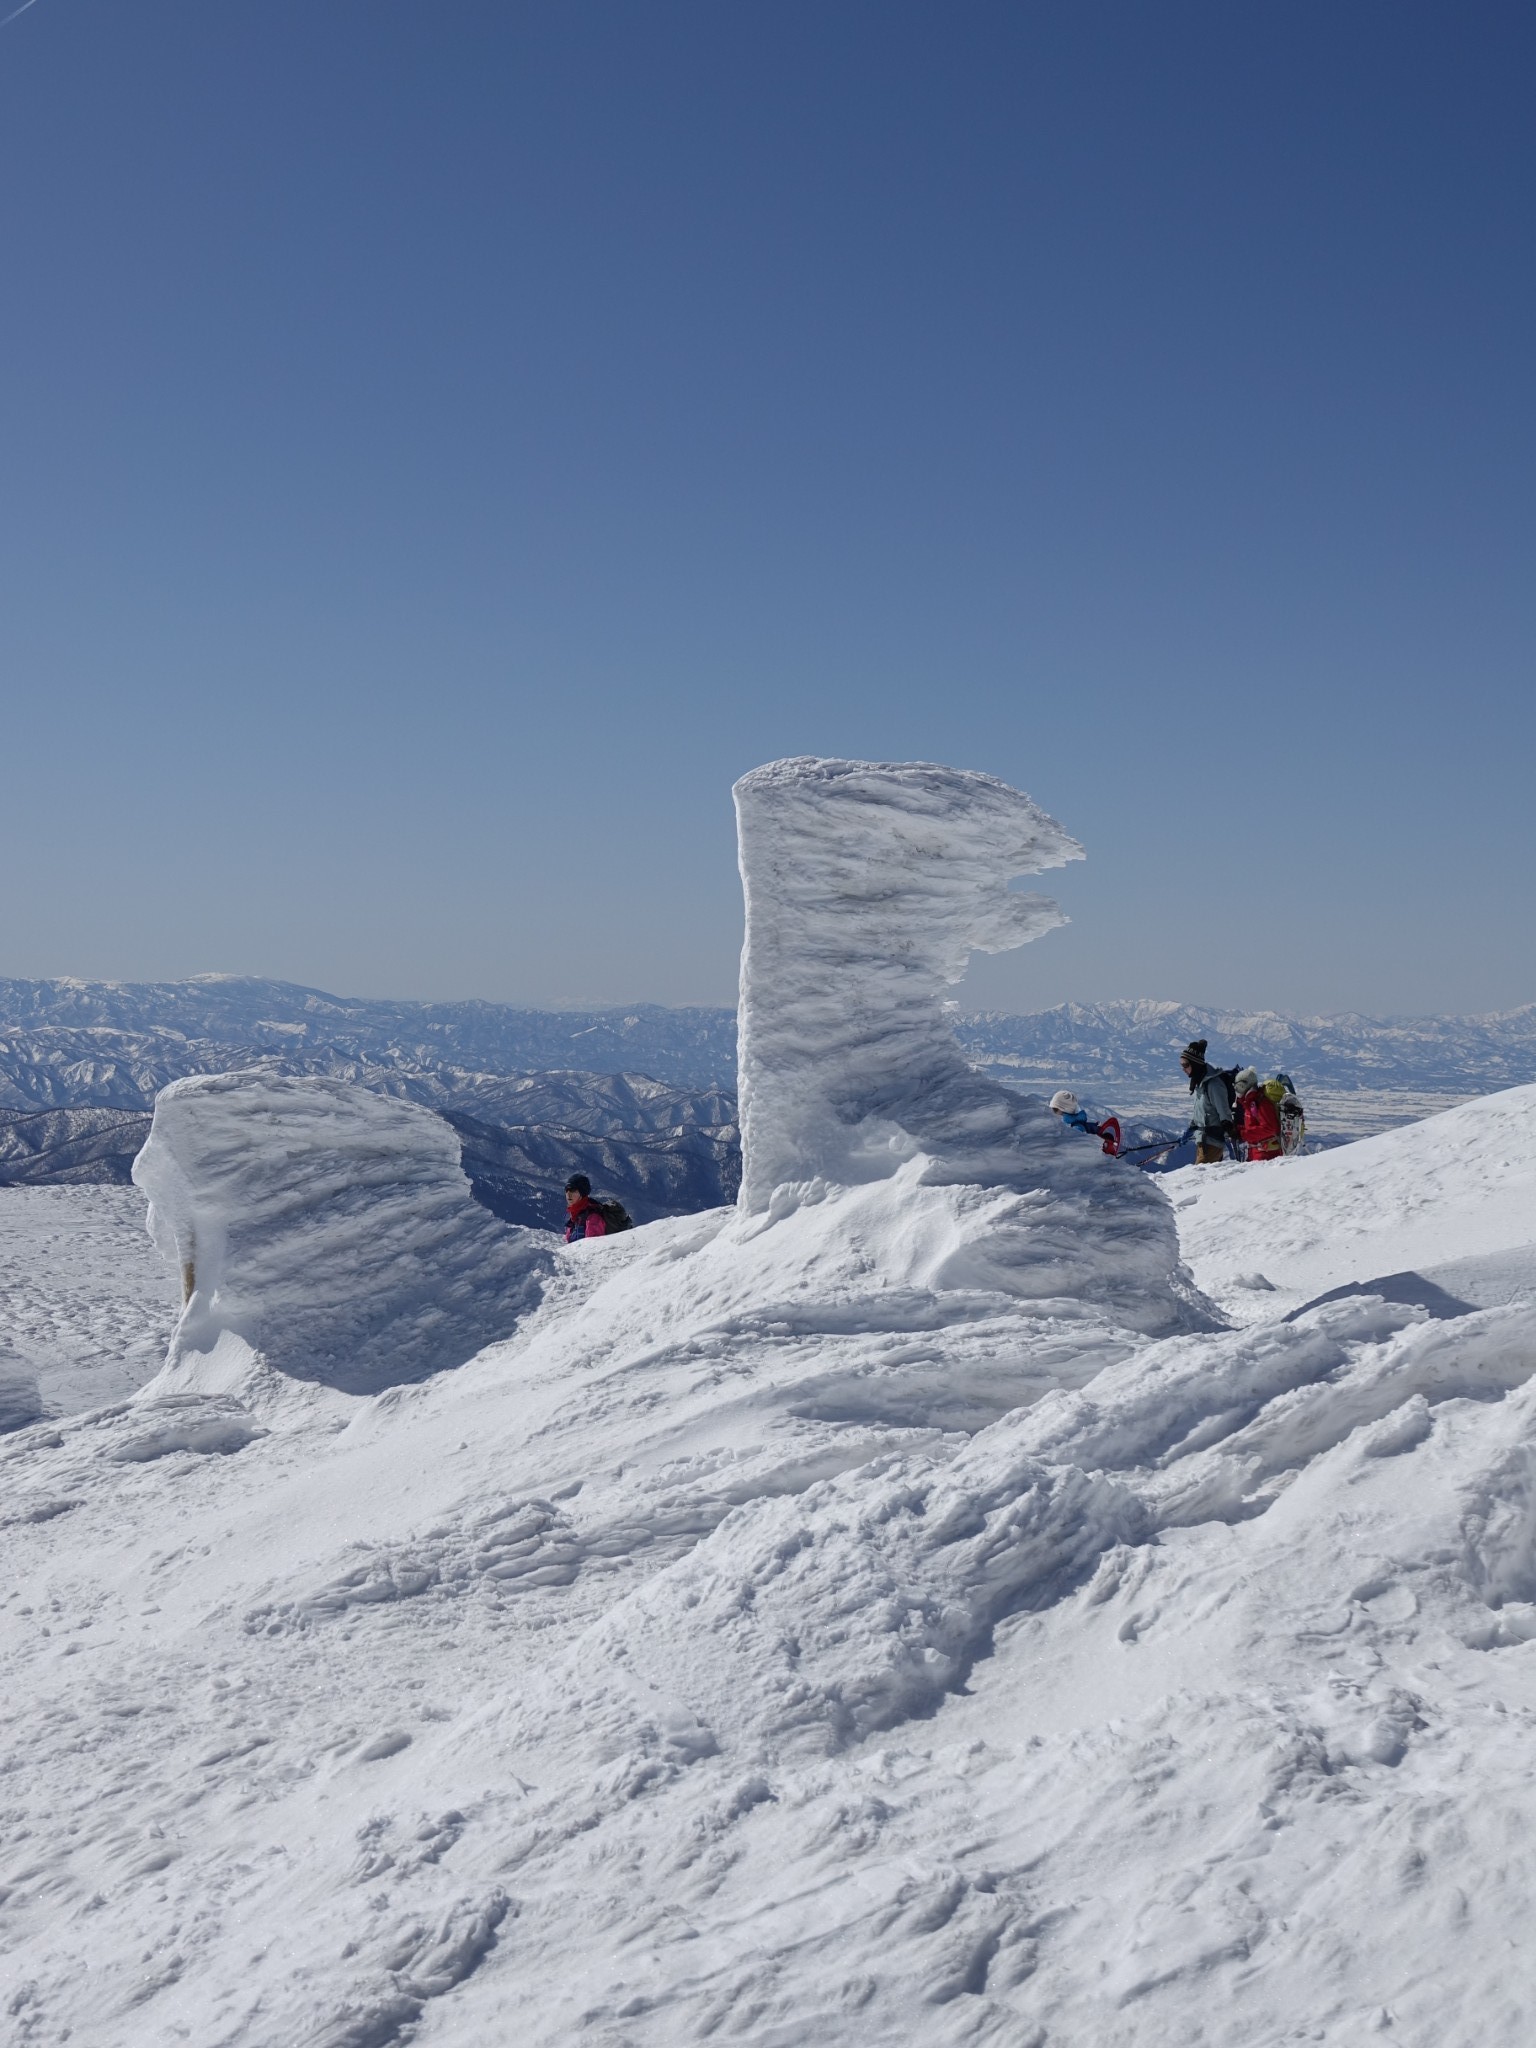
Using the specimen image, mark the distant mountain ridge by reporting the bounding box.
[2,977,1533,1108]
[2,981,1533,1201]
[0,976,738,1101]
[0,979,743,1226]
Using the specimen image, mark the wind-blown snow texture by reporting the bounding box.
[6,765,1536,2045]
[732,759,1206,1340]
[7,1095,1536,2043]
[132,1075,551,1397]
[734,757,1078,1207]
[0,1187,173,1424]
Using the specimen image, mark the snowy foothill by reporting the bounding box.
[4,759,1536,2046]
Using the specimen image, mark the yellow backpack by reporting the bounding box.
[1263,1075,1306,1154]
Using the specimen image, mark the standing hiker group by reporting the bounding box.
[1049,1038,1306,1167]
[1180,1038,1305,1163]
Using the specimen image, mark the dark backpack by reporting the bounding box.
[1214,1066,1240,1132]
[595,1197,634,1234]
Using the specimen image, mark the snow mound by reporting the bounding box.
[131,1074,552,1396]
[733,757,1213,1336]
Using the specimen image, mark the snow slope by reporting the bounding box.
[1170,1083,1536,1325]
[5,1103,1536,2044]
[6,760,1536,2046]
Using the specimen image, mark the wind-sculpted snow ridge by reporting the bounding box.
[733,757,1213,1336]
[131,1074,552,1397]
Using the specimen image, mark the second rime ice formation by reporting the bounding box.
[132,1074,551,1396]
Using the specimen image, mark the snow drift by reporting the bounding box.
[1171,1081,1536,1326]
[131,1074,551,1396]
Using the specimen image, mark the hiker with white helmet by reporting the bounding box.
[1234,1068,1284,1161]
[1049,1090,1122,1157]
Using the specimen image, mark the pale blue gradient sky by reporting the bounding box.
[2,2,1531,1014]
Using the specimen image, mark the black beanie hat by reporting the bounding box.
[565,1173,592,1197]
[1181,1039,1208,1065]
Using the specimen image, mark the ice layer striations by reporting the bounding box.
[133,1075,552,1396]
[733,757,1212,1333]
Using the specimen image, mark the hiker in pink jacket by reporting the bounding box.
[563,1174,609,1242]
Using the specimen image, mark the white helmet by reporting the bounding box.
[1049,1090,1079,1115]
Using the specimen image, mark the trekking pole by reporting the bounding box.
[1117,1136,1188,1161]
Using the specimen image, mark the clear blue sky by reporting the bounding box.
[2,2,1531,1016]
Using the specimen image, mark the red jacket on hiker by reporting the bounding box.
[1238,1089,1283,1162]
[564,1196,609,1242]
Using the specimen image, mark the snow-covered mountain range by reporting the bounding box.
[0,976,740,1102]
[2,977,1534,1169]
[0,983,743,1224]
[0,1085,739,1233]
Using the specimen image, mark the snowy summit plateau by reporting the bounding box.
[5,756,1536,2047]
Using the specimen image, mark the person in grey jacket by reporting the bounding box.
[1180,1039,1235,1163]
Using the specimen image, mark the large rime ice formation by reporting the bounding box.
[733,756,1085,1204]
[132,1075,552,1396]
[734,756,1210,1335]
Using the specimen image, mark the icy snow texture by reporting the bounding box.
[734,757,1078,1208]
[12,780,1536,2044]
[131,1074,551,1396]
[733,757,1210,1337]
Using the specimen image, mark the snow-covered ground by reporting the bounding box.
[0,1185,174,1425]
[1171,1084,1536,1326]
[5,759,1536,2046]
[3,1097,1536,2039]
[4,1083,1536,2043]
